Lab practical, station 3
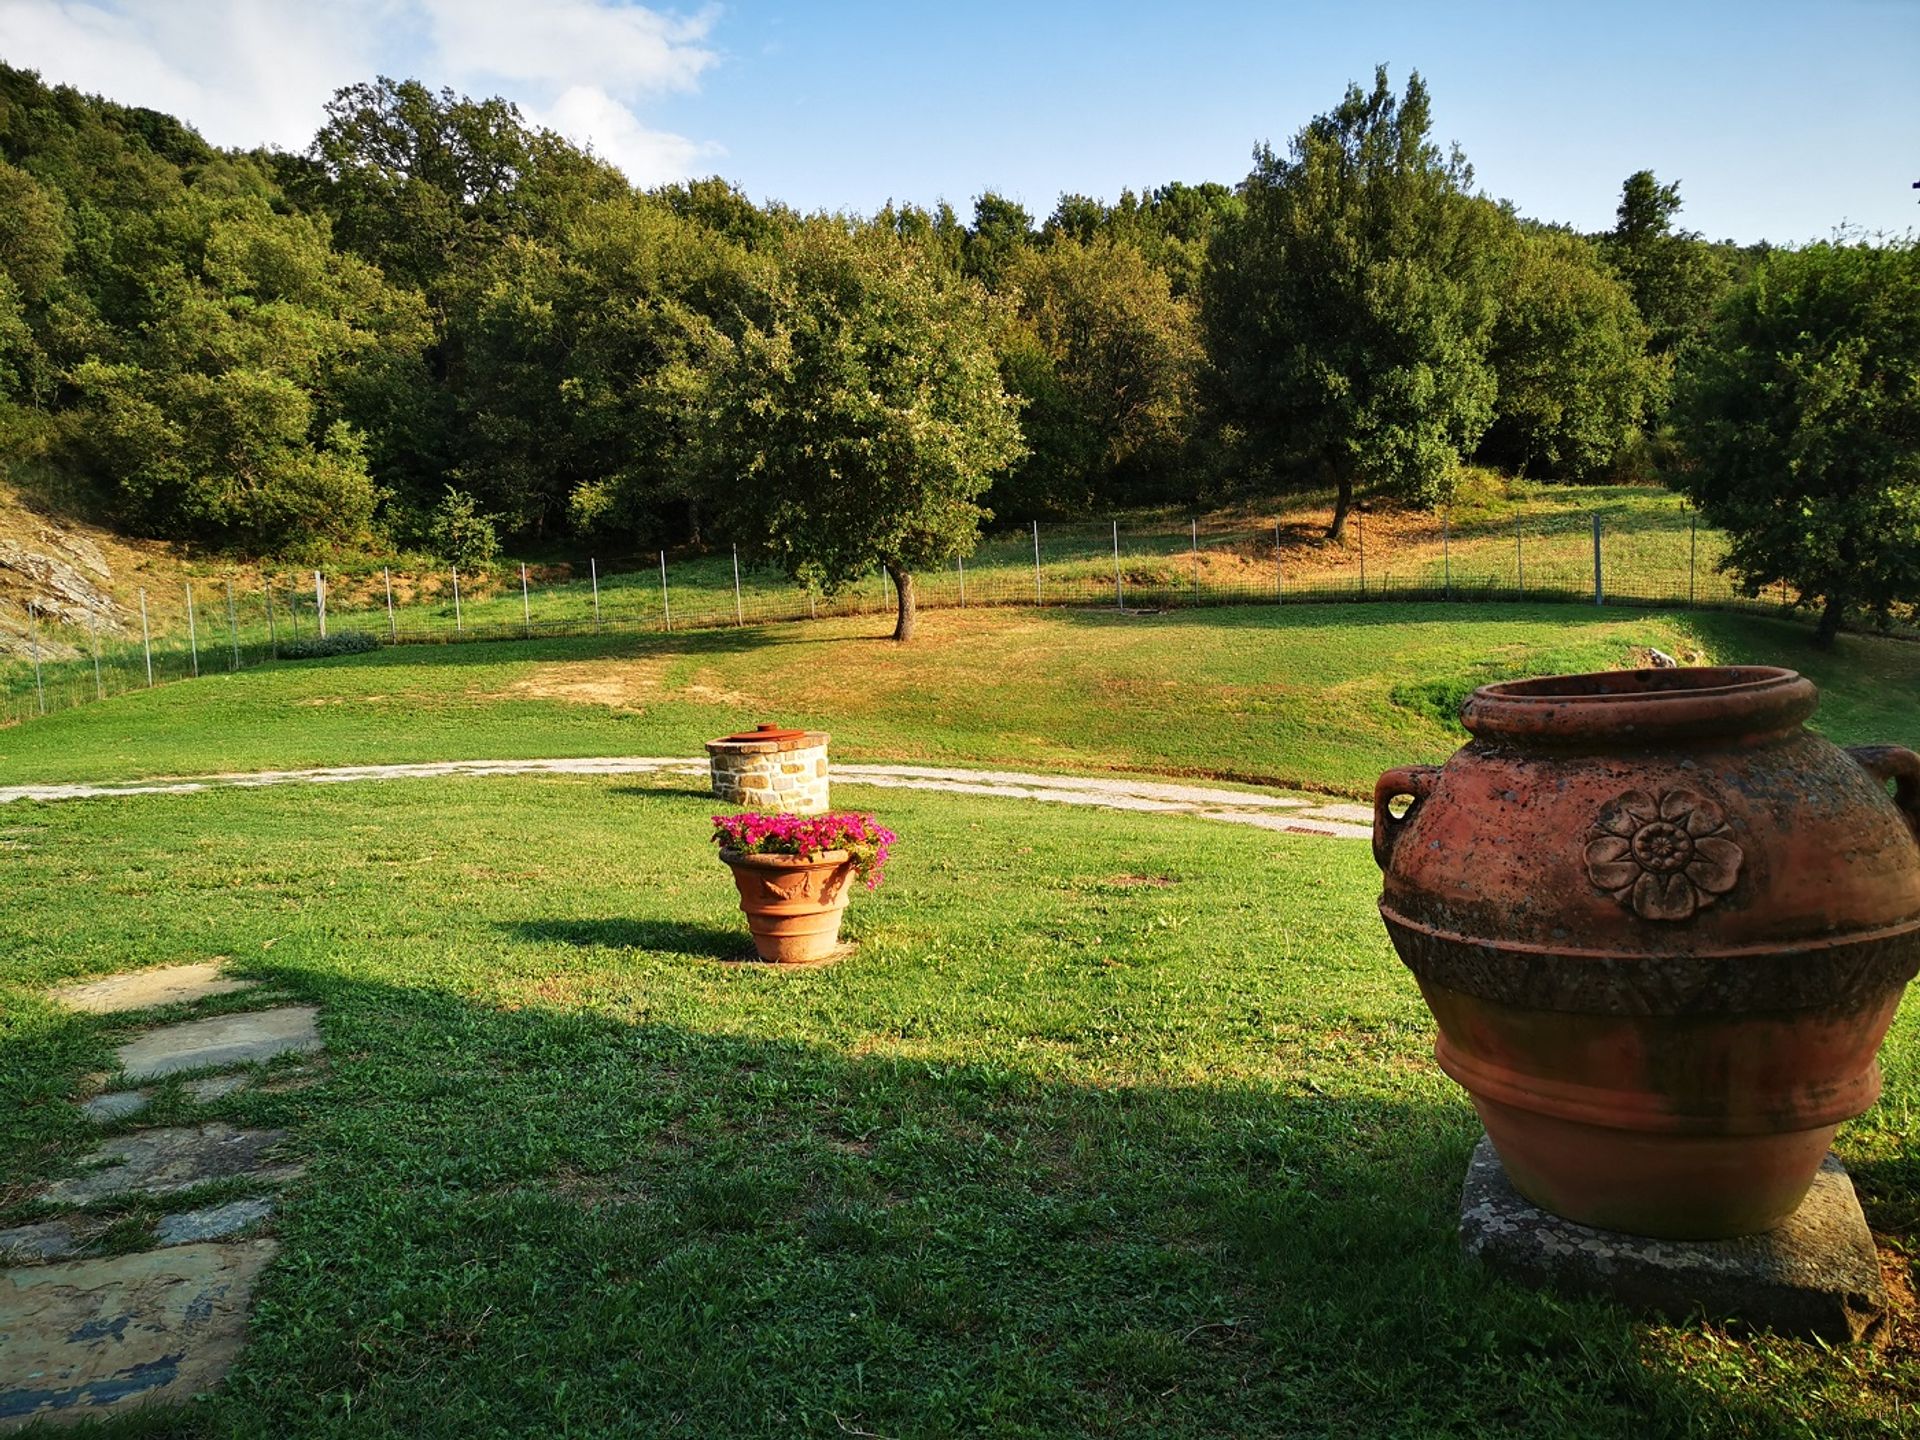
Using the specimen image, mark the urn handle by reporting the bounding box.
[1849,745,1920,842]
[1373,765,1441,872]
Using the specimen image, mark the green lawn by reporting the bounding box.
[3,776,1914,1436]
[5,604,1917,797]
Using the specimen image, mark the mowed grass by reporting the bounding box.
[4,603,1917,797]
[2,775,1915,1437]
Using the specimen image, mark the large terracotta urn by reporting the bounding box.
[1373,666,1920,1239]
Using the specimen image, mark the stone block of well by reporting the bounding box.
[706,725,830,815]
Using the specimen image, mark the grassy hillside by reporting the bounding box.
[3,604,1914,794]
[8,475,1833,728]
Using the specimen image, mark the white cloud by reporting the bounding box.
[0,0,720,183]
[420,0,716,98]
[533,83,721,188]
[0,0,385,152]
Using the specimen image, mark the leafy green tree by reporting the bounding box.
[427,487,501,569]
[1602,170,1730,360]
[699,222,1023,641]
[1202,68,1501,537]
[65,193,428,551]
[964,192,1035,289]
[1675,239,1920,648]
[1481,227,1658,480]
[998,236,1200,513]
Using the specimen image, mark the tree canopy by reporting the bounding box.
[1675,238,1920,647]
[698,222,1023,641]
[1202,67,1502,537]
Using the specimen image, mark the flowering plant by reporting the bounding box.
[711,811,897,889]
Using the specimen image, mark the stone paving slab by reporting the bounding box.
[115,1006,321,1082]
[0,1221,82,1265]
[0,1240,277,1430]
[39,1125,299,1206]
[78,1091,149,1124]
[153,1198,274,1247]
[50,963,255,1015]
[1460,1136,1888,1344]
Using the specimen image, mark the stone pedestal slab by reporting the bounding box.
[1460,1136,1888,1344]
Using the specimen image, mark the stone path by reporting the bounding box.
[0,965,327,1430]
[0,757,1375,839]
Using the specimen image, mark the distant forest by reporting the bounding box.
[0,61,1766,563]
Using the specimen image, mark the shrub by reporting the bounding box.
[276,631,380,660]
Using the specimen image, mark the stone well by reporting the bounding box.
[706,725,830,815]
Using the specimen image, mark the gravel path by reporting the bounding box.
[0,757,1374,839]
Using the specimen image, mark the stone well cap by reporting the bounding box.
[705,725,829,755]
[722,723,807,743]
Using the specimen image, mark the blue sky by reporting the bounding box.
[1,1,1914,243]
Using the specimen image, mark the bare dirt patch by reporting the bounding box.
[495,660,757,712]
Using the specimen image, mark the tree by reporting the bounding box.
[997,236,1201,513]
[963,192,1035,289]
[1675,239,1920,648]
[1602,170,1730,360]
[1202,68,1501,538]
[699,222,1023,641]
[1481,226,1658,480]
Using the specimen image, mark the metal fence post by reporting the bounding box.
[1443,512,1452,600]
[139,589,153,686]
[225,581,239,671]
[1515,517,1525,600]
[1688,513,1697,607]
[521,563,532,636]
[659,551,671,632]
[1592,513,1604,606]
[590,559,601,633]
[1357,514,1367,597]
[90,611,103,701]
[732,545,743,626]
[264,575,279,658]
[286,576,299,638]
[384,568,397,642]
[1190,517,1199,600]
[956,555,965,608]
[186,583,200,678]
[452,567,463,634]
[313,571,326,639]
[27,603,44,715]
[1113,520,1123,611]
[1032,521,1041,605]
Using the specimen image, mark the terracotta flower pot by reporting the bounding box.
[720,848,856,963]
[1373,666,1920,1239]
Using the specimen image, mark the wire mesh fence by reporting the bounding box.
[2,504,1907,730]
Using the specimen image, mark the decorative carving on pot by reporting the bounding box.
[1373,666,1920,1240]
[1584,788,1744,921]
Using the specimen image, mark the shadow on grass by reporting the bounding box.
[495,917,745,958]
[12,967,1842,1438]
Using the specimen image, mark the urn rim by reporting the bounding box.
[1461,665,1816,745]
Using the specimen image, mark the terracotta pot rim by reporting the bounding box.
[718,847,851,868]
[1461,665,1816,744]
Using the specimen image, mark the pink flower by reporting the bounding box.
[713,810,897,889]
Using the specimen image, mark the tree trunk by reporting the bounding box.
[1327,472,1354,542]
[886,561,917,643]
[1814,594,1845,650]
